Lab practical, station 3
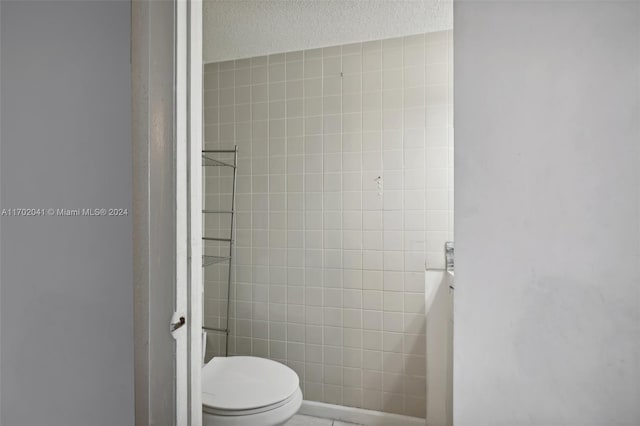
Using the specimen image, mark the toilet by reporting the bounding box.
[202,356,302,426]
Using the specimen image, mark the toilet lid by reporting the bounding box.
[202,356,299,412]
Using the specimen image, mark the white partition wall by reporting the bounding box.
[454,2,640,425]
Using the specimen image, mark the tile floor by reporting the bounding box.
[285,414,362,426]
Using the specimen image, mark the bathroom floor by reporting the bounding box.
[286,414,362,426]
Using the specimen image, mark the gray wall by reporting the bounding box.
[0,1,134,425]
[454,1,639,426]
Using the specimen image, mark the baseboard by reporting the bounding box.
[299,400,425,426]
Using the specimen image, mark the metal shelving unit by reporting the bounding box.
[202,147,237,356]
[202,255,231,267]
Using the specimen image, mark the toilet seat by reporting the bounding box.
[203,389,299,416]
[203,388,302,426]
[202,356,299,416]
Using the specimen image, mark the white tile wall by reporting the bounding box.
[202,31,453,418]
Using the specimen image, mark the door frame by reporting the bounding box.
[176,0,189,424]
[132,0,201,424]
[186,0,203,425]
[132,0,180,423]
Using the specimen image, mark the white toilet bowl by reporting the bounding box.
[202,356,302,426]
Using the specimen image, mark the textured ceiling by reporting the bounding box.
[203,0,453,63]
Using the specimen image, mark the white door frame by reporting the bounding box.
[185,0,203,425]
[176,0,189,425]
[132,0,200,424]
[174,0,204,424]
[132,0,181,423]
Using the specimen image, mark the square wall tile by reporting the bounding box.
[203,31,453,418]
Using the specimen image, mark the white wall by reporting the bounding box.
[424,270,453,426]
[454,2,639,425]
[202,31,453,418]
[203,0,452,63]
